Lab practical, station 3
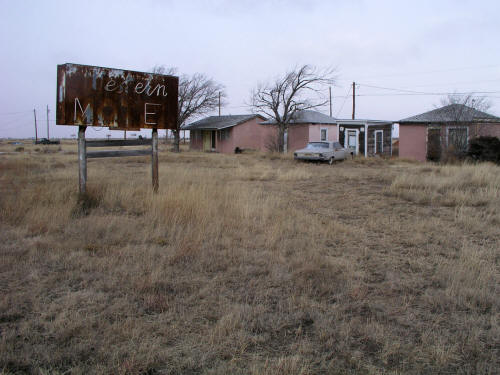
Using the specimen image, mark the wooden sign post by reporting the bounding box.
[152,128,159,192]
[78,126,87,194]
[56,63,178,194]
[76,126,157,194]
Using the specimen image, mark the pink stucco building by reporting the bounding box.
[260,110,339,152]
[399,104,500,162]
[261,111,393,156]
[183,114,275,153]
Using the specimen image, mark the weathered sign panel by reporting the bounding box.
[56,63,178,130]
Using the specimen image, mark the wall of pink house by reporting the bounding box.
[257,124,278,151]
[217,131,232,153]
[189,117,276,154]
[475,123,500,138]
[308,124,338,142]
[399,125,427,161]
[287,125,310,152]
[218,117,276,153]
[190,131,203,150]
[240,117,275,151]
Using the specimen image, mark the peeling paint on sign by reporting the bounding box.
[56,63,178,130]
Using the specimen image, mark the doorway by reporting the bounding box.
[203,131,210,151]
[345,129,359,155]
[427,128,441,161]
[211,130,216,150]
[374,130,383,154]
[202,130,217,151]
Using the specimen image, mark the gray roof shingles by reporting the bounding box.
[399,104,499,124]
[260,110,337,125]
[182,114,265,130]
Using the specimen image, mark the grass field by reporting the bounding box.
[1,140,499,374]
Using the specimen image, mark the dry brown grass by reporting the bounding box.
[389,162,500,206]
[0,140,499,374]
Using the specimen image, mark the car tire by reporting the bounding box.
[328,157,334,165]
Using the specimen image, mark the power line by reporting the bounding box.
[408,78,500,88]
[356,83,500,96]
[337,64,500,82]
[356,91,500,97]
[0,110,33,116]
[0,123,35,131]
[1,114,33,128]
[357,83,430,94]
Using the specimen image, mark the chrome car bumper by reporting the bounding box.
[294,153,329,161]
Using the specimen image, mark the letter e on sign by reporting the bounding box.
[145,103,161,125]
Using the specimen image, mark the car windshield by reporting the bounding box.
[306,142,329,149]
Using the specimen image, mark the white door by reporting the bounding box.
[346,130,358,154]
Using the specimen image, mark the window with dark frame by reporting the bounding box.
[320,128,327,141]
[220,128,230,140]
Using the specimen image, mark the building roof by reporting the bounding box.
[399,104,499,124]
[260,110,337,125]
[182,114,265,130]
[336,119,393,125]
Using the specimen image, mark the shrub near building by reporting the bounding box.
[468,136,500,164]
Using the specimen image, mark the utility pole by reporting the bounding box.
[218,92,221,116]
[329,86,332,117]
[33,109,38,143]
[124,130,126,140]
[46,105,50,140]
[352,82,356,120]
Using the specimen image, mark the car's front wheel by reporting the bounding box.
[328,157,334,165]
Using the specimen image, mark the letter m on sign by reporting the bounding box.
[74,98,92,124]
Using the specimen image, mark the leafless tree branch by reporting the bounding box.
[437,92,493,159]
[250,64,336,152]
[152,65,226,151]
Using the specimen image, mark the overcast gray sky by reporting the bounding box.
[1,0,499,138]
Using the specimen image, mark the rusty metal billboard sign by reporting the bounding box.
[56,63,178,130]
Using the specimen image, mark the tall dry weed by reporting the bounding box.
[438,241,498,312]
[388,162,500,206]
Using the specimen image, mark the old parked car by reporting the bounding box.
[36,138,60,145]
[35,138,61,145]
[294,141,352,164]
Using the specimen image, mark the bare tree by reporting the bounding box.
[250,65,336,152]
[152,66,225,152]
[440,92,491,111]
[438,93,492,158]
